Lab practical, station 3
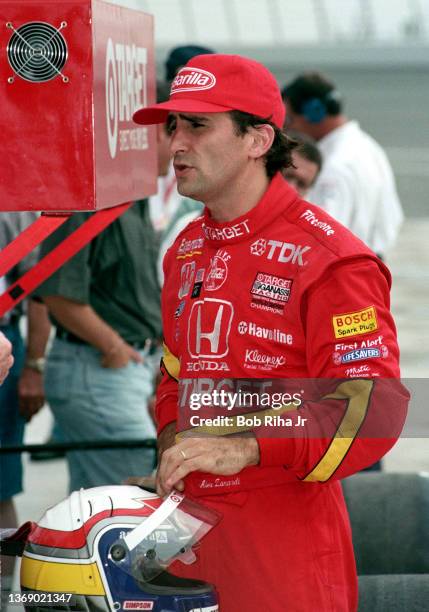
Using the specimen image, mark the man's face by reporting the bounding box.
[167,112,252,203]
[283,151,319,197]
[284,106,311,135]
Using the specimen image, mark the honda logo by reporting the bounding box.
[188,299,233,358]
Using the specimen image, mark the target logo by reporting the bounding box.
[105,38,148,159]
[106,38,118,158]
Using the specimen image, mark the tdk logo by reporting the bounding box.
[250,239,310,266]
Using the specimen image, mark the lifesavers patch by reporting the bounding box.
[332,306,378,339]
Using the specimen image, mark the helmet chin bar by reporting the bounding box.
[108,490,218,583]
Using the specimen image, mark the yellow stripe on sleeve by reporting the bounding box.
[162,342,180,381]
[303,379,374,482]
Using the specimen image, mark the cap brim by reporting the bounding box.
[133,99,233,125]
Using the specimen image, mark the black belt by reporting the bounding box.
[55,328,159,353]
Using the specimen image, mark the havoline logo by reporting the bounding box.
[171,67,216,94]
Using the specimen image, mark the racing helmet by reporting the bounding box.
[19,486,220,612]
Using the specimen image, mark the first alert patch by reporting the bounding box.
[332,306,378,339]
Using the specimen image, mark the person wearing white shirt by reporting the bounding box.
[282,72,404,257]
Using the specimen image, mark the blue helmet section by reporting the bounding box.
[99,528,218,612]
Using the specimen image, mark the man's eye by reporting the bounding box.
[190,121,204,129]
[166,117,176,134]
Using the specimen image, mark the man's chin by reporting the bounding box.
[177,181,198,199]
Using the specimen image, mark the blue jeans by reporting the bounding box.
[0,322,25,501]
[45,338,157,492]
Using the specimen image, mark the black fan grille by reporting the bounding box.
[7,21,68,83]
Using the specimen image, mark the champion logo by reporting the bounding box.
[171,67,216,94]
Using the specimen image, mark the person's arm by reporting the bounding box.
[0,331,13,385]
[155,341,260,496]
[42,295,143,368]
[18,300,51,420]
[257,258,408,482]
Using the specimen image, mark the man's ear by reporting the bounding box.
[248,124,275,159]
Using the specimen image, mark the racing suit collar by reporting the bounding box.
[201,173,298,246]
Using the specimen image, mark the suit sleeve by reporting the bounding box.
[258,257,409,481]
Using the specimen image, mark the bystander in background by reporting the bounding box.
[0,213,51,607]
[36,200,162,493]
[283,131,322,197]
[282,71,404,257]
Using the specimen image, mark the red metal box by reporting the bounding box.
[0,0,156,211]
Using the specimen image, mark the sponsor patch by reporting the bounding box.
[238,321,293,345]
[251,272,292,302]
[332,306,378,339]
[196,268,205,282]
[186,360,230,372]
[333,346,388,365]
[250,272,292,312]
[250,238,310,266]
[300,209,335,236]
[244,348,286,371]
[187,298,233,359]
[191,282,203,298]
[178,261,196,298]
[191,268,205,299]
[174,300,186,318]
[123,602,154,610]
[171,67,216,94]
[204,250,230,291]
[344,365,371,377]
[203,220,250,242]
[176,237,204,259]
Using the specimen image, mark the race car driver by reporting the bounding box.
[133,54,408,611]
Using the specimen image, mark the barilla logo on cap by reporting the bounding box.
[171,67,216,94]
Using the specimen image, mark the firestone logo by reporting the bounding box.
[171,67,216,94]
[300,209,335,236]
[106,38,148,158]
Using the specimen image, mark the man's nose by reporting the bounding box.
[169,127,188,156]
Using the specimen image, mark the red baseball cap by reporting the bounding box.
[133,53,285,128]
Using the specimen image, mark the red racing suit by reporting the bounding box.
[156,173,408,611]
